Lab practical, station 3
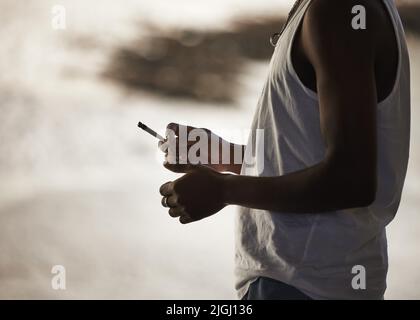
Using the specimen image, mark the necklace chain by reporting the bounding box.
[270,0,304,47]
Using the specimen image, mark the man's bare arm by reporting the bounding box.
[160,0,381,223]
[222,0,378,213]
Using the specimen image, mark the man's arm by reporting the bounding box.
[223,0,378,213]
[160,0,380,223]
[223,143,245,174]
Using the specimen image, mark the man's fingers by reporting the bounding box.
[161,197,169,208]
[168,206,186,218]
[166,205,193,223]
[166,123,179,136]
[159,181,174,196]
[179,215,193,224]
[164,162,195,173]
[158,140,167,153]
[160,138,194,158]
[161,195,179,208]
[167,195,179,207]
[166,123,197,137]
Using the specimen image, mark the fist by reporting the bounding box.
[159,164,226,224]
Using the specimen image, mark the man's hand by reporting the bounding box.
[159,164,226,224]
[159,123,243,174]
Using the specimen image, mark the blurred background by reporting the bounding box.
[0,0,419,299]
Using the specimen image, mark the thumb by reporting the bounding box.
[163,161,197,173]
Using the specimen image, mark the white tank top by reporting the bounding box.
[235,0,410,300]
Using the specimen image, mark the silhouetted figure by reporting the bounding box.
[159,0,410,300]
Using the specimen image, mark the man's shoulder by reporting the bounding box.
[301,0,392,57]
[306,0,387,16]
[304,0,389,35]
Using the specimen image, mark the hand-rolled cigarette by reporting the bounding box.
[138,122,165,141]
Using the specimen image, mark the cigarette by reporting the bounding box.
[137,122,165,141]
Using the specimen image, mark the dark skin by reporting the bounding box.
[158,123,244,174]
[159,0,398,224]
